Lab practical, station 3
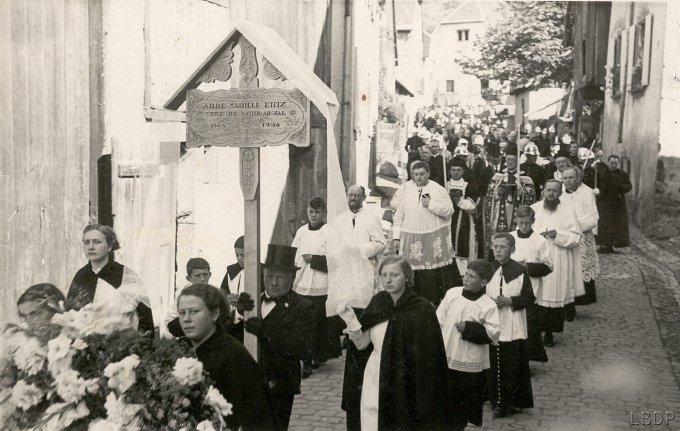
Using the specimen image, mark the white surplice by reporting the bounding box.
[392,180,454,270]
[511,231,553,299]
[530,200,583,307]
[562,184,601,282]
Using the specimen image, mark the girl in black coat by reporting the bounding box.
[177,284,274,430]
[339,256,451,431]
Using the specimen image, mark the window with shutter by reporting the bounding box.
[611,33,622,97]
[625,25,635,91]
[641,14,653,86]
[630,14,653,91]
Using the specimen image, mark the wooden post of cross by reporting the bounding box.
[238,36,261,360]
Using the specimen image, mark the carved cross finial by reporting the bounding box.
[239,36,259,89]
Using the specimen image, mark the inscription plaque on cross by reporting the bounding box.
[182,34,310,359]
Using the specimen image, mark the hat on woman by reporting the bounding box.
[263,244,299,272]
[453,145,469,157]
[523,142,540,156]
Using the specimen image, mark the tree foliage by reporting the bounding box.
[459,1,573,91]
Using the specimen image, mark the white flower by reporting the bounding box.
[72,338,88,350]
[172,357,204,386]
[47,334,75,375]
[52,299,138,338]
[13,336,47,376]
[88,418,122,431]
[104,354,140,394]
[54,369,99,404]
[104,392,143,428]
[11,380,44,410]
[205,385,233,417]
[52,307,93,338]
[196,420,216,431]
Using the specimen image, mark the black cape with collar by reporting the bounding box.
[191,326,275,431]
[350,288,451,431]
[220,263,243,294]
[67,261,154,334]
[490,259,535,311]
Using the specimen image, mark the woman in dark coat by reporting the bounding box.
[67,224,154,333]
[339,256,451,430]
[177,283,274,430]
[596,155,632,251]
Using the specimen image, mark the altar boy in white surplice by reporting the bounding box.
[485,233,535,418]
[437,259,500,430]
[511,205,552,363]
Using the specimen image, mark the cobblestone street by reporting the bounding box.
[290,237,680,430]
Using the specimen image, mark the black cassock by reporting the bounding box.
[486,260,535,412]
[193,326,275,431]
[449,178,479,260]
[520,161,543,195]
[596,168,632,247]
[342,288,451,431]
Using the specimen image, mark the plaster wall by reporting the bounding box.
[602,2,668,225]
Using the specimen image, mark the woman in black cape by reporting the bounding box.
[339,256,451,430]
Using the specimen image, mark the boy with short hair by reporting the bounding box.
[437,260,500,431]
[165,258,213,337]
[185,257,211,284]
[291,197,340,377]
[486,233,536,418]
[511,205,552,358]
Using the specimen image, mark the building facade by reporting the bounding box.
[601,1,680,225]
[425,0,488,106]
[0,0,398,330]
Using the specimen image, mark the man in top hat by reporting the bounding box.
[244,244,314,431]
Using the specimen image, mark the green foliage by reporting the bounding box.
[459,1,573,91]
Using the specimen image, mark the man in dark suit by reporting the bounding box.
[244,244,314,431]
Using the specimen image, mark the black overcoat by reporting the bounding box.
[194,326,275,430]
[258,290,314,396]
[345,288,451,431]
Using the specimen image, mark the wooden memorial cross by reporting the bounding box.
[165,32,310,359]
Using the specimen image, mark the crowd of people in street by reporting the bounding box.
[9,102,635,430]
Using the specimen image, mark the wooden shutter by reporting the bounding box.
[619,30,627,95]
[641,14,653,86]
[625,25,635,90]
[605,32,615,93]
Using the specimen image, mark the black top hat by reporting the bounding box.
[263,244,299,272]
[555,150,571,159]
